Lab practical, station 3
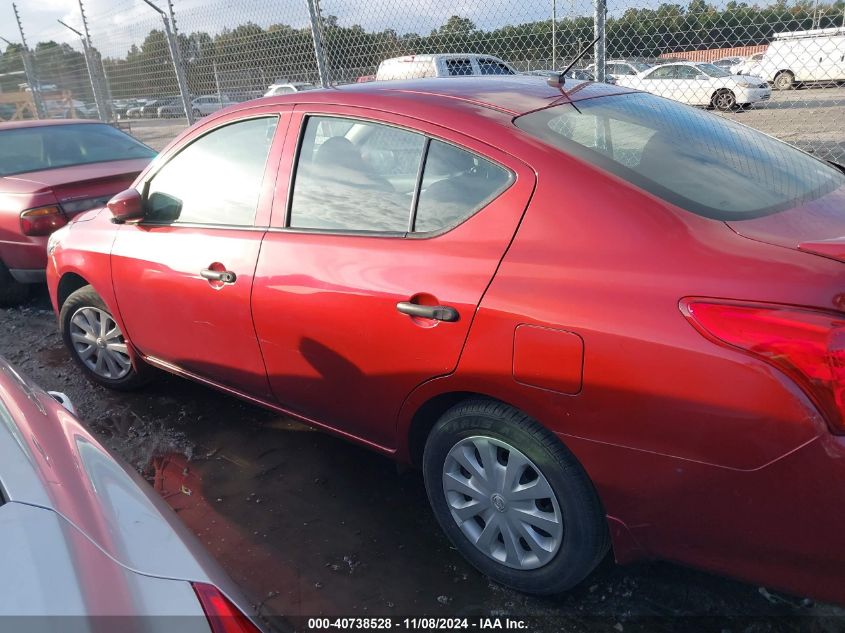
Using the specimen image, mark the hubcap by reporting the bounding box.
[69,307,131,380]
[442,436,563,570]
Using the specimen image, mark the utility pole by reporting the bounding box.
[593,0,607,83]
[305,0,330,87]
[141,0,194,123]
[552,0,557,70]
[57,18,109,122]
[12,3,46,118]
[76,0,112,121]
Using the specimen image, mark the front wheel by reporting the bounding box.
[773,71,794,90]
[712,89,736,111]
[60,285,149,390]
[423,400,609,595]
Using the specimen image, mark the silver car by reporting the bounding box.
[0,356,262,631]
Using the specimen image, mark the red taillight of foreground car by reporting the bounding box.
[192,582,261,633]
[20,205,67,236]
[683,300,845,435]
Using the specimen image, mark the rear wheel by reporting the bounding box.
[423,399,609,595]
[60,285,149,390]
[773,71,795,90]
[0,261,29,307]
[712,89,736,111]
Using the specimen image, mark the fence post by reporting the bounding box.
[551,0,557,70]
[140,0,194,123]
[12,3,46,119]
[593,0,607,83]
[305,0,331,87]
[77,0,112,122]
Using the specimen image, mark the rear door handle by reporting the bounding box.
[396,301,459,322]
[201,269,237,284]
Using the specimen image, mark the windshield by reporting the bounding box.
[0,124,156,177]
[514,92,845,220]
[697,63,731,78]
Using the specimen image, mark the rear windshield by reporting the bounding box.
[514,92,845,219]
[0,123,155,177]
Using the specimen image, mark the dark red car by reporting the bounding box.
[0,120,154,304]
[46,77,845,604]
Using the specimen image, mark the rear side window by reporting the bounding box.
[414,140,512,232]
[145,116,277,226]
[290,117,425,231]
[515,92,845,219]
[445,59,473,76]
[478,59,514,75]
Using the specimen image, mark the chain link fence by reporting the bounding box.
[2,0,844,161]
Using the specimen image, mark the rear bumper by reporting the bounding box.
[576,432,845,605]
[0,236,47,277]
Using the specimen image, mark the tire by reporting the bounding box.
[712,89,736,111]
[773,71,794,91]
[423,399,610,595]
[60,285,149,390]
[0,261,29,307]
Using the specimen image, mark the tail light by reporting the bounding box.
[683,300,845,435]
[20,205,67,236]
[192,582,262,633]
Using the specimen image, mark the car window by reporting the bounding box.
[697,63,731,78]
[445,59,474,76]
[478,59,513,75]
[647,66,677,79]
[675,66,700,79]
[289,116,425,232]
[0,123,155,177]
[514,92,845,220]
[144,116,278,226]
[414,140,512,232]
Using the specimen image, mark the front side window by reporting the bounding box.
[289,117,425,231]
[647,66,677,79]
[675,65,701,79]
[144,116,278,226]
[446,59,474,76]
[414,140,512,232]
[514,92,845,219]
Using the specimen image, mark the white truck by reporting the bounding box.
[745,27,845,89]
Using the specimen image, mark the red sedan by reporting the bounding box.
[46,77,845,603]
[0,120,155,304]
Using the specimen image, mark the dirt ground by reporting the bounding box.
[2,287,844,633]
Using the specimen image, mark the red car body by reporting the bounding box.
[47,78,845,604]
[0,120,152,285]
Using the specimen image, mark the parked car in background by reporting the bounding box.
[525,68,594,82]
[141,96,180,118]
[0,356,261,630]
[155,96,189,118]
[712,56,745,70]
[44,98,97,119]
[731,52,766,75]
[615,61,770,109]
[355,75,376,83]
[124,99,152,119]
[585,59,652,82]
[740,27,845,89]
[375,54,516,80]
[189,94,235,117]
[263,82,318,97]
[0,120,155,304]
[48,76,845,605]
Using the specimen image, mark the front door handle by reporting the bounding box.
[201,268,237,284]
[396,301,459,322]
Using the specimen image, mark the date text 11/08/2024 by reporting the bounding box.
[306,617,529,630]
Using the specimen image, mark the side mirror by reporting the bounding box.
[107,188,144,223]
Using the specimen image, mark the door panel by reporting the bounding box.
[111,109,289,398]
[252,108,536,448]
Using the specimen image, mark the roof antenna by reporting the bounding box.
[548,35,602,88]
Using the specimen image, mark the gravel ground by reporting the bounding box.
[2,288,845,633]
[124,86,845,164]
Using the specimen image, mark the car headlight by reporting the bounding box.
[47,225,69,256]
